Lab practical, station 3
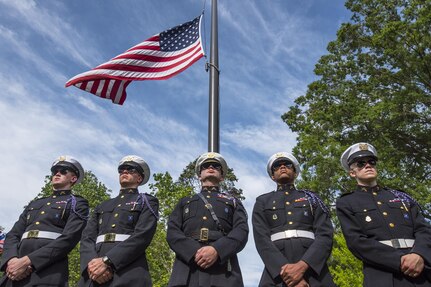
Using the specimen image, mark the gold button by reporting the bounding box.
[383,212,388,216]
[52,195,57,198]
[121,195,125,198]
[286,201,290,205]
[285,192,289,195]
[363,209,367,212]
[114,213,119,217]
[206,196,210,198]
[41,211,45,214]
[289,221,293,225]
[273,207,276,209]
[35,222,40,225]
[203,216,207,220]
[389,223,395,228]
[272,200,276,203]
[111,224,116,228]
[400,206,404,210]
[377,201,382,205]
[58,206,62,209]
[117,204,121,207]
[372,192,377,196]
[47,202,51,205]
[287,211,292,215]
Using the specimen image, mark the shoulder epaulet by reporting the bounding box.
[339,190,353,197]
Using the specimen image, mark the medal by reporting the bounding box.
[365,216,372,222]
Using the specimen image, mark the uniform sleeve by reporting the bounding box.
[79,205,101,274]
[336,196,403,272]
[166,199,202,263]
[252,197,288,279]
[409,203,431,266]
[106,195,159,271]
[211,200,249,264]
[0,208,29,270]
[28,197,89,271]
[300,203,334,275]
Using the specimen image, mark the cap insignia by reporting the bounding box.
[124,156,135,162]
[207,152,216,158]
[359,143,368,151]
[59,156,66,161]
[275,152,284,158]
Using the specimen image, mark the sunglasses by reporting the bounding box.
[201,162,222,171]
[272,161,294,171]
[354,159,377,169]
[51,167,71,176]
[118,166,139,174]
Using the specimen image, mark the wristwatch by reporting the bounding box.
[102,256,114,269]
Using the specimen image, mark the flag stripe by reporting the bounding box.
[66,15,204,105]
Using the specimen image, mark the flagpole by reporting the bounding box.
[208,0,219,152]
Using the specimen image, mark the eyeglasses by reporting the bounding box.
[354,159,377,169]
[118,166,139,175]
[51,167,70,176]
[272,161,294,172]
[201,162,222,171]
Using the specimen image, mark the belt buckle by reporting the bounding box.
[391,239,401,248]
[27,230,39,239]
[200,228,209,242]
[104,233,116,242]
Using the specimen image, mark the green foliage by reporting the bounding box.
[147,161,244,286]
[282,0,430,285]
[329,232,363,286]
[282,0,430,210]
[39,171,111,286]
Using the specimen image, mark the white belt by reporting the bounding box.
[379,239,414,249]
[96,233,130,244]
[271,230,315,241]
[21,230,61,241]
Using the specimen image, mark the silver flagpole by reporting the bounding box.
[208,0,219,152]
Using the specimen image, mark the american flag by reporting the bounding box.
[66,15,204,105]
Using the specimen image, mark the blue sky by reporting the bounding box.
[0,0,350,285]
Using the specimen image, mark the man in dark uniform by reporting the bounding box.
[0,155,89,287]
[79,155,159,286]
[336,142,431,287]
[167,152,249,287]
[253,152,335,287]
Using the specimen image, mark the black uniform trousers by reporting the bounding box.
[167,188,249,287]
[0,190,89,287]
[253,185,335,287]
[336,185,431,287]
[79,189,158,287]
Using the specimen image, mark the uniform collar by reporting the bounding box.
[53,190,71,196]
[356,185,381,193]
[201,186,220,193]
[120,188,139,195]
[277,184,296,192]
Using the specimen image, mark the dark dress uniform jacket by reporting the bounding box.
[336,185,431,287]
[252,184,335,287]
[79,188,158,287]
[0,190,89,287]
[167,187,249,287]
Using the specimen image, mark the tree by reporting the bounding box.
[282,0,430,285]
[282,0,431,204]
[39,171,111,286]
[147,160,244,286]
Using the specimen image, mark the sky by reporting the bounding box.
[0,0,350,285]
